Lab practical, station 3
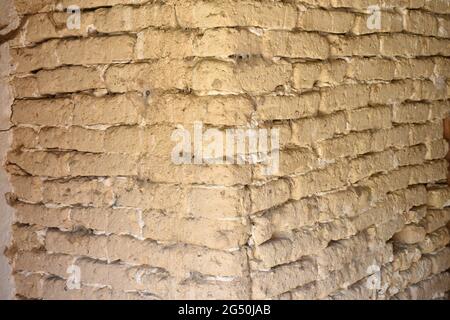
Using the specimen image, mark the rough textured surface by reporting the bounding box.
[1,0,450,300]
[0,0,17,300]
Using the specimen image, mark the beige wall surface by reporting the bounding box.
[1,0,450,300]
[0,0,18,300]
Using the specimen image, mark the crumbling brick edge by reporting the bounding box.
[0,0,19,300]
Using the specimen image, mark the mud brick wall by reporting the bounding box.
[1,0,450,300]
